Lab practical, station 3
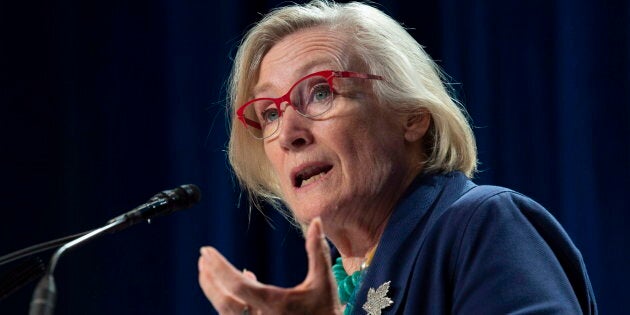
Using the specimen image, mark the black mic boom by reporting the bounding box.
[28,184,201,315]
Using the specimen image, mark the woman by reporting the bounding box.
[198,1,597,314]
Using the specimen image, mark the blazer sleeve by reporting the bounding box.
[449,189,596,314]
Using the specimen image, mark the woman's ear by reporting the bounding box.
[403,111,431,142]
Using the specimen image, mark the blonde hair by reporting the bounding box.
[227,0,477,212]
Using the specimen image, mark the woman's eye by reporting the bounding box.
[310,84,332,102]
[260,108,280,123]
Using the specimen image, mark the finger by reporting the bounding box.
[304,217,334,283]
[198,249,250,314]
[242,268,258,281]
[199,247,272,307]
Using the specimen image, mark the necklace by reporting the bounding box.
[332,257,363,304]
[332,247,378,314]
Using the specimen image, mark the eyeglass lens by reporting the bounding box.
[243,75,335,139]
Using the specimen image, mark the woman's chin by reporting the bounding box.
[292,204,336,226]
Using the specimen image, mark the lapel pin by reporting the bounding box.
[362,281,393,315]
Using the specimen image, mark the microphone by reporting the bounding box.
[28,184,201,315]
[107,184,201,232]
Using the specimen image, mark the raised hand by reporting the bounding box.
[198,217,342,315]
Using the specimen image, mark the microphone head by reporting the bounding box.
[172,184,202,208]
[150,184,202,215]
[106,184,202,232]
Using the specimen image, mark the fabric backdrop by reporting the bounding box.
[1,0,628,314]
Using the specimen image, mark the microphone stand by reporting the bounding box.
[0,231,91,267]
[26,183,201,315]
[29,220,124,315]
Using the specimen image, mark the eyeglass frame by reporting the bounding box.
[236,70,384,139]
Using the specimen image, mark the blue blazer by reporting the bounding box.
[349,172,597,314]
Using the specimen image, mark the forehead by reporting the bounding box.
[254,27,354,96]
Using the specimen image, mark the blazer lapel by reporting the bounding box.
[353,172,472,314]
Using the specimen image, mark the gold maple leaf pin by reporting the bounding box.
[362,281,394,315]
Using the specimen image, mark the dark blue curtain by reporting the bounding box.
[1,0,627,314]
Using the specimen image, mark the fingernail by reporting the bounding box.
[200,246,211,257]
[313,217,324,238]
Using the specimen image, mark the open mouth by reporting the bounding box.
[293,164,333,188]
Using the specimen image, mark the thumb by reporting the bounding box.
[304,217,333,283]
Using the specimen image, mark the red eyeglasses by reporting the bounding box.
[237,70,384,139]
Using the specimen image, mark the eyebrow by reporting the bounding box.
[252,82,274,98]
[252,59,342,98]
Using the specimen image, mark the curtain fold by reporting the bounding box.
[1,0,627,314]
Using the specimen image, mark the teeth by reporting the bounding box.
[294,165,333,188]
[301,172,325,187]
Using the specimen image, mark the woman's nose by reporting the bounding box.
[277,106,313,151]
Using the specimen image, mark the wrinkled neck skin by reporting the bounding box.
[318,165,422,274]
[325,207,391,274]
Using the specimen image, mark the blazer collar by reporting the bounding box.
[352,171,472,314]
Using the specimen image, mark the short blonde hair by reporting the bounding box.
[227,0,477,212]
